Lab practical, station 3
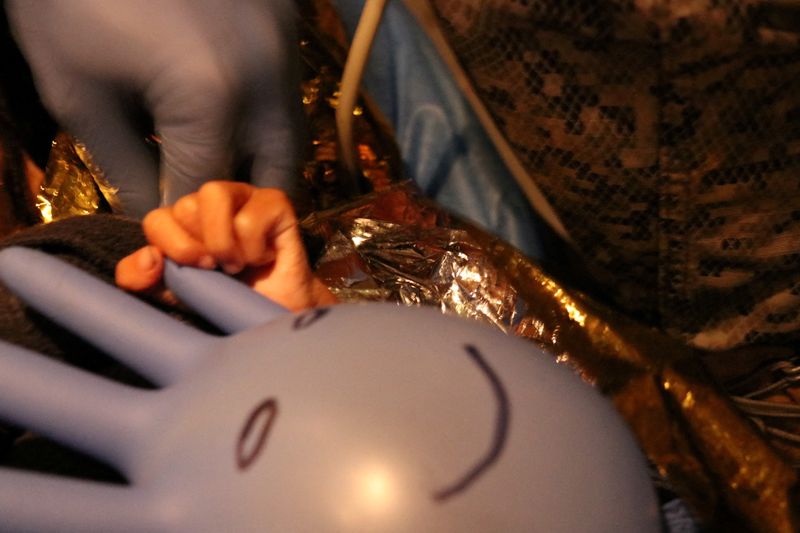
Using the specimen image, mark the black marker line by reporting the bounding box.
[292,307,330,330]
[236,397,279,471]
[432,344,511,502]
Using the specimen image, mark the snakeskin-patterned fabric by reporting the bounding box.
[430,0,800,351]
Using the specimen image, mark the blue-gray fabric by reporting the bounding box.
[333,0,546,259]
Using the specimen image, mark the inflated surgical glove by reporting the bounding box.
[6,0,302,218]
[0,246,660,532]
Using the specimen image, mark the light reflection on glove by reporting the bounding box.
[6,0,302,218]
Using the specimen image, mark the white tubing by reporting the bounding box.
[336,0,389,177]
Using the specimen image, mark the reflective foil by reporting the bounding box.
[36,132,120,223]
[30,1,800,529]
[302,180,799,532]
[299,5,799,529]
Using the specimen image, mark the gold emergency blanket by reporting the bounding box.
[36,133,121,223]
[34,1,800,530]
[300,180,798,532]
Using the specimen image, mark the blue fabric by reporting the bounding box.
[332,0,546,259]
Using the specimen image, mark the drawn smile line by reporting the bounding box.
[432,344,511,502]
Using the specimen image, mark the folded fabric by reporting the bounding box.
[332,0,546,260]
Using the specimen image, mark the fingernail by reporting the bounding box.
[198,255,216,270]
[223,262,243,275]
[136,246,158,271]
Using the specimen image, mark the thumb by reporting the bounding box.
[115,245,164,293]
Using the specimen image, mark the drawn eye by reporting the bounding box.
[292,307,330,330]
[236,397,279,471]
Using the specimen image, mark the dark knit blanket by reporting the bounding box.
[0,214,146,362]
[0,215,153,478]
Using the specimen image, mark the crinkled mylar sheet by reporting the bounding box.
[301,181,798,532]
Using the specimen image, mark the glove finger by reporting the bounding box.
[69,90,159,218]
[148,59,236,207]
[44,81,160,218]
[247,83,307,213]
[195,181,253,274]
[238,6,305,205]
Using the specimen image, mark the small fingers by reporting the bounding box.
[115,245,164,293]
[132,181,328,312]
[142,207,215,269]
[171,193,202,241]
[148,182,270,276]
[196,181,255,274]
[233,188,297,266]
[235,189,323,311]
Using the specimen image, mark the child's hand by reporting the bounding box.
[116,182,336,311]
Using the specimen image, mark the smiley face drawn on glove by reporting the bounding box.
[235,306,511,506]
[0,248,660,532]
[231,342,510,504]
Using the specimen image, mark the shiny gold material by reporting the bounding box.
[36,132,120,223]
[473,227,799,531]
[28,0,800,529]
